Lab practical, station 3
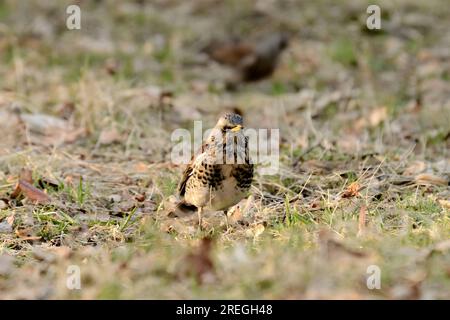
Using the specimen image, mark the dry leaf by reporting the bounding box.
[229,195,255,224]
[414,173,448,186]
[10,168,34,199]
[135,193,146,202]
[10,184,21,199]
[134,162,148,173]
[342,182,361,198]
[13,180,50,204]
[229,205,242,224]
[15,228,41,241]
[20,168,33,184]
[64,175,74,185]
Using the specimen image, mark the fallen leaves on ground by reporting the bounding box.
[15,227,41,241]
[11,180,50,204]
[342,182,361,198]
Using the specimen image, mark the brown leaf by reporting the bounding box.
[13,180,50,204]
[10,168,33,199]
[134,162,148,173]
[135,193,146,202]
[342,182,361,198]
[15,228,41,241]
[228,196,253,224]
[10,184,22,199]
[229,205,243,224]
[19,168,33,184]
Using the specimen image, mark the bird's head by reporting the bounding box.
[215,113,244,133]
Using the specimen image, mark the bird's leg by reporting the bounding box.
[224,209,229,230]
[197,207,203,230]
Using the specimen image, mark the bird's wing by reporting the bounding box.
[177,163,193,197]
[206,41,255,66]
[177,140,211,197]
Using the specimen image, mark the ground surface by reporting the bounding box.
[0,0,449,299]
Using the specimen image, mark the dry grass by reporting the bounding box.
[0,0,449,299]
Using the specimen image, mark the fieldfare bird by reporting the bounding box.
[176,113,254,229]
[203,32,289,82]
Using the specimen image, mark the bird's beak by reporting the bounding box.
[231,125,242,132]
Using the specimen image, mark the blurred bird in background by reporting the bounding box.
[203,32,289,82]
